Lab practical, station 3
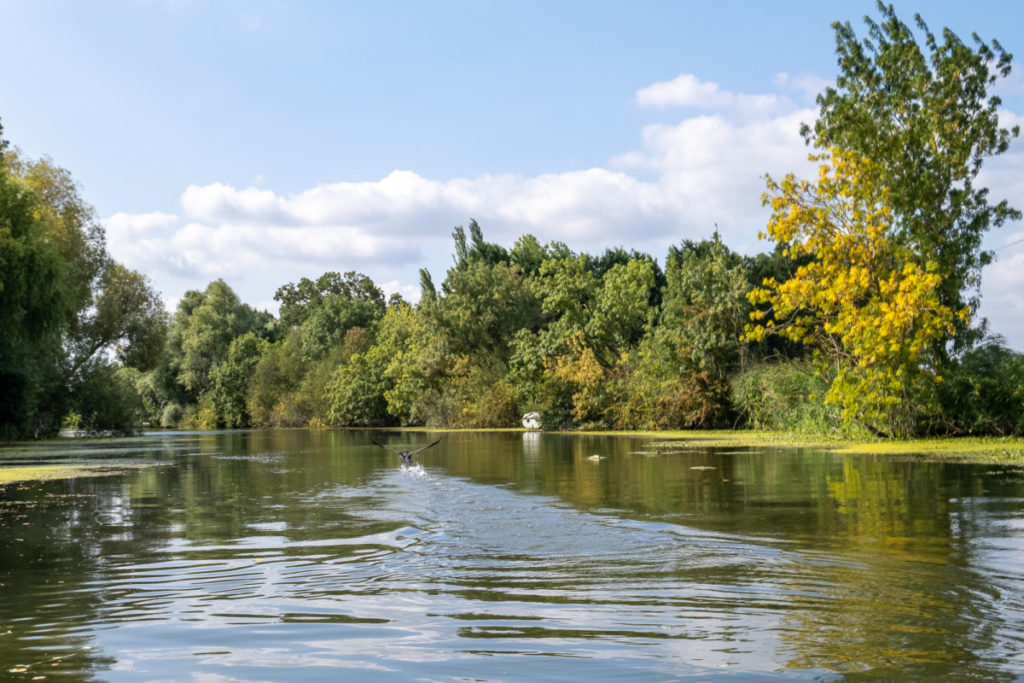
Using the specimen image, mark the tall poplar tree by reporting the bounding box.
[803,1,1019,349]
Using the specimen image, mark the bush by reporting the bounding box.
[925,342,1024,436]
[327,348,392,427]
[731,360,841,434]
[72,364,144,436]
[161,402,184,428]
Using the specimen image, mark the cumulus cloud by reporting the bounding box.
[104,211,179,239]
[100,74,824,314]
[100,72,1024,347]
[636,73,790,116]
[181,183,290,224]
[979,231,1024,345]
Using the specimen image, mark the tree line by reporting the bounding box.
[3,2,1023,440]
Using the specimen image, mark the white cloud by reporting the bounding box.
[104,210,178,239]
[101,74,822,320]
[181,183,289,224]
[101,72,1024,349]
[979,226,1024,345]
[636,73,790,116]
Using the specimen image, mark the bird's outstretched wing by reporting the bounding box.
[408,437,442,455]
[370,439,404,455]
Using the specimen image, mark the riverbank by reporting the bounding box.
[357,426,1024,464]
[568,429,1024,463]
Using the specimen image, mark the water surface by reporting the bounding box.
[1,430,1023,680]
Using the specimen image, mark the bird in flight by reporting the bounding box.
[370,437,442,465]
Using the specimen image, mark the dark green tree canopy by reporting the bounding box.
[0,122,168,438]
[274,270,384,330]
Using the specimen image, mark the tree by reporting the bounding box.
[926,339,1024,436]
[661,233,749,380]
[274,271,385,360]
[585,258,657,359]
[245,330,310,427]
[746,149,961,437]
[144,279,271,426]
[208,332,269,427]
[69,363,144,436]
[176,280,268,397]
[297,285,384,360]
[804,2,1019,347]
[620,234,750,429]
[68,263,166,377]
[0,131,66,438]
[436,223,540,358]
[382,303,453,426]
[533,252,597,330]
[326,344,393,427]
[1,124,167,437]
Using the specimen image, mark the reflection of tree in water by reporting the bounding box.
[0,429,395,679]
[2,430,1023,680]
[439,433,1024,678]
[0,477,128,679]
[775,458,1009,678]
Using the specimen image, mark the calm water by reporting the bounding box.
[1,430,1023,681]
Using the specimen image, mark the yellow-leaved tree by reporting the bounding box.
[745,149,965,437]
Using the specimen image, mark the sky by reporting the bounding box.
[3,0,1024,348]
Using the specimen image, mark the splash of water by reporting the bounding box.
[400,463,428,479]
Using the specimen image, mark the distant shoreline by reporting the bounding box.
[7,427,1023,466]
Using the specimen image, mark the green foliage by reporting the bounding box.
[327,344,393,427]
[275,271,385,360]
[924,341,1024,436]
[509,234,547,275]
[586,258,657,356]
[160,402,185,429]
[70,363,145,436]
[0,124,167,438]
[381,304,452,426]
[175,279,270,396]
[275,271,383,329]
[208,333,269,428]
[71,262,167,374]
[438,259,540,358]
[246,331,311,427]
[662,233,750,379]
[534,253,597,330]
[731,361,841,435]
[805,1,1019,346]
[605,235,750,430]
[547,331,614,428]
[142,279,271,427]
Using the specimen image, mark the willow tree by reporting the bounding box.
[1,123,166,437]
[803,2,1019,349]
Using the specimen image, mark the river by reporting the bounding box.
[1,430,1023,680]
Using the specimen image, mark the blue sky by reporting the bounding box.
[3,0,1024,347]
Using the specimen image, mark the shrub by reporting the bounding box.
[731,360,841,434]
[925,342,1024,436]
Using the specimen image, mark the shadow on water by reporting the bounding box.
[1,429,1023,680]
